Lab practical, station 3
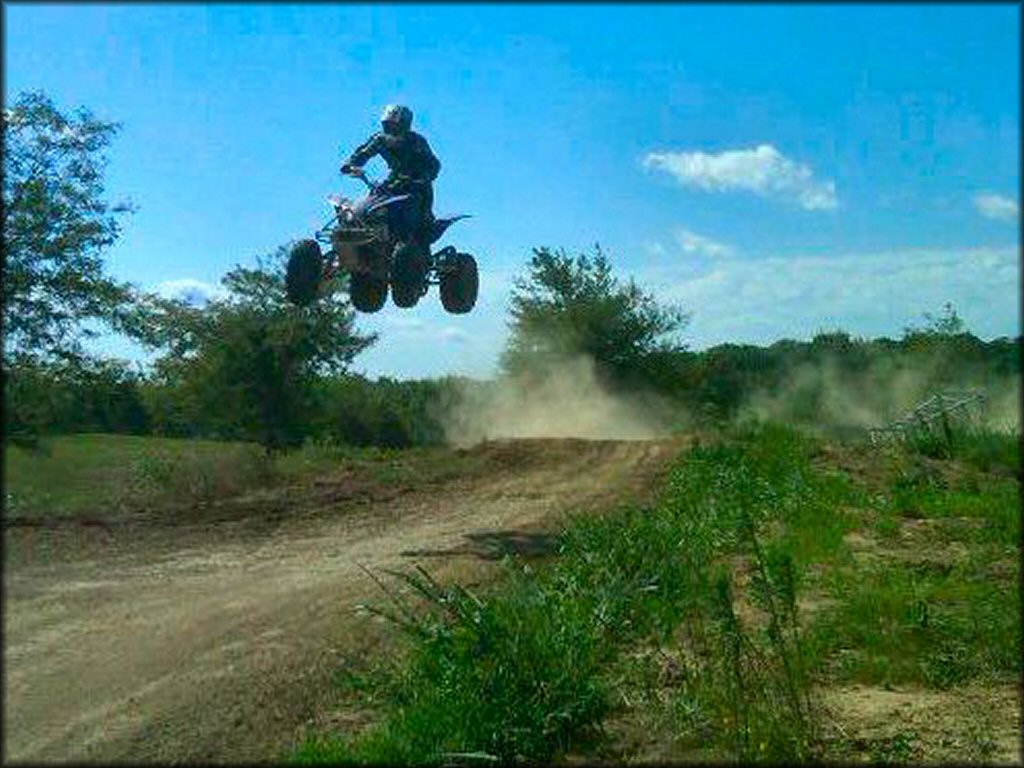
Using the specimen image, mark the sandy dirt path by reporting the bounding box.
[3,438,680,763]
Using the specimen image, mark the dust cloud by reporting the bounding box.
[738,355,1020,434]
[442,355,680,447]
[442,350,1018,446]
[986,381,1022,432]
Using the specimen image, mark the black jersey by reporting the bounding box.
[346,130,440,184]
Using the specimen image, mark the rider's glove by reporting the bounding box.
[394,173,425,186]
[340,163,358,175]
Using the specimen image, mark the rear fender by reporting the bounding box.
[428,214,472,245]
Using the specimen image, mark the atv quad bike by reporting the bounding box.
[286,169,478,314]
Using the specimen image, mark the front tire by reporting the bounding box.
[440,252,479,314]
[350,272,388,313]
[286,239,324,307]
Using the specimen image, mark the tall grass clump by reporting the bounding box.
[295,563,611,764]
[906,423,1020,476]
[294,423,842,764]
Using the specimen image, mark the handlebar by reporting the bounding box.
[342,167,376,191]
[342,165,427,191]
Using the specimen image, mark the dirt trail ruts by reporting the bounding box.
[3,438,681,763]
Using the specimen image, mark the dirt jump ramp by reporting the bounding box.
[3,437,680,763]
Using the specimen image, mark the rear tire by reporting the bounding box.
[440,252,479,314]
[286,239,323,307]
[391,242,427,309]
[350,273,388,313]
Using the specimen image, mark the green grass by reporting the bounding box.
[806,559,1019,690]
[298,564,612,764]
[293,421,1021,765]
[3,433,480,521]
[799,436,1021,692]
[274,439,493,489]
[906,424,1020,476]
[894,482,1019,545]
[3,433,278,518]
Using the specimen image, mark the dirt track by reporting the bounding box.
[3,438,680,763]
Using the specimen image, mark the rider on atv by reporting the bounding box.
[340,104,440,248]
[286,103,477,314]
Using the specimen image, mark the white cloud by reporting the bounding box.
[637,245,1019,348]
[155,278,226,306]
[642,144,838,211]
[379,317,470,345]
[644,241,667,258]
[974,193,1019,223]
[440,327,471,345]
[674,228,735,258]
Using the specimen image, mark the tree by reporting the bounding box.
[3,353,150,437]
[501,246,690,387]
[902,302,967,340]
[3,91,137,363]
[141,248,376,451]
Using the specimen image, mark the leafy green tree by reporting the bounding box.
[501,246,690,386]
[311,374,455,448]
[900,302,970,351]
[3,353,72,445]
[898,303,984,383]
[141,248,376,451]
[3,353,149,440]
[2,91,137,363]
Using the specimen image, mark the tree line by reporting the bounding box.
[4,92,1019,451]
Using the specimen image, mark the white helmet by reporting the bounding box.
[380,104,413,136]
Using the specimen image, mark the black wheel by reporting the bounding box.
[286,239,324,307]
[391,282,421,308]
[350,272,388,313]
[391,242,427,309]
[440,252,479,314]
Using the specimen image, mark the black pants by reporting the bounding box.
[383,178,434,244]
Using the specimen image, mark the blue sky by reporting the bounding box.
[5,3,1020,379]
